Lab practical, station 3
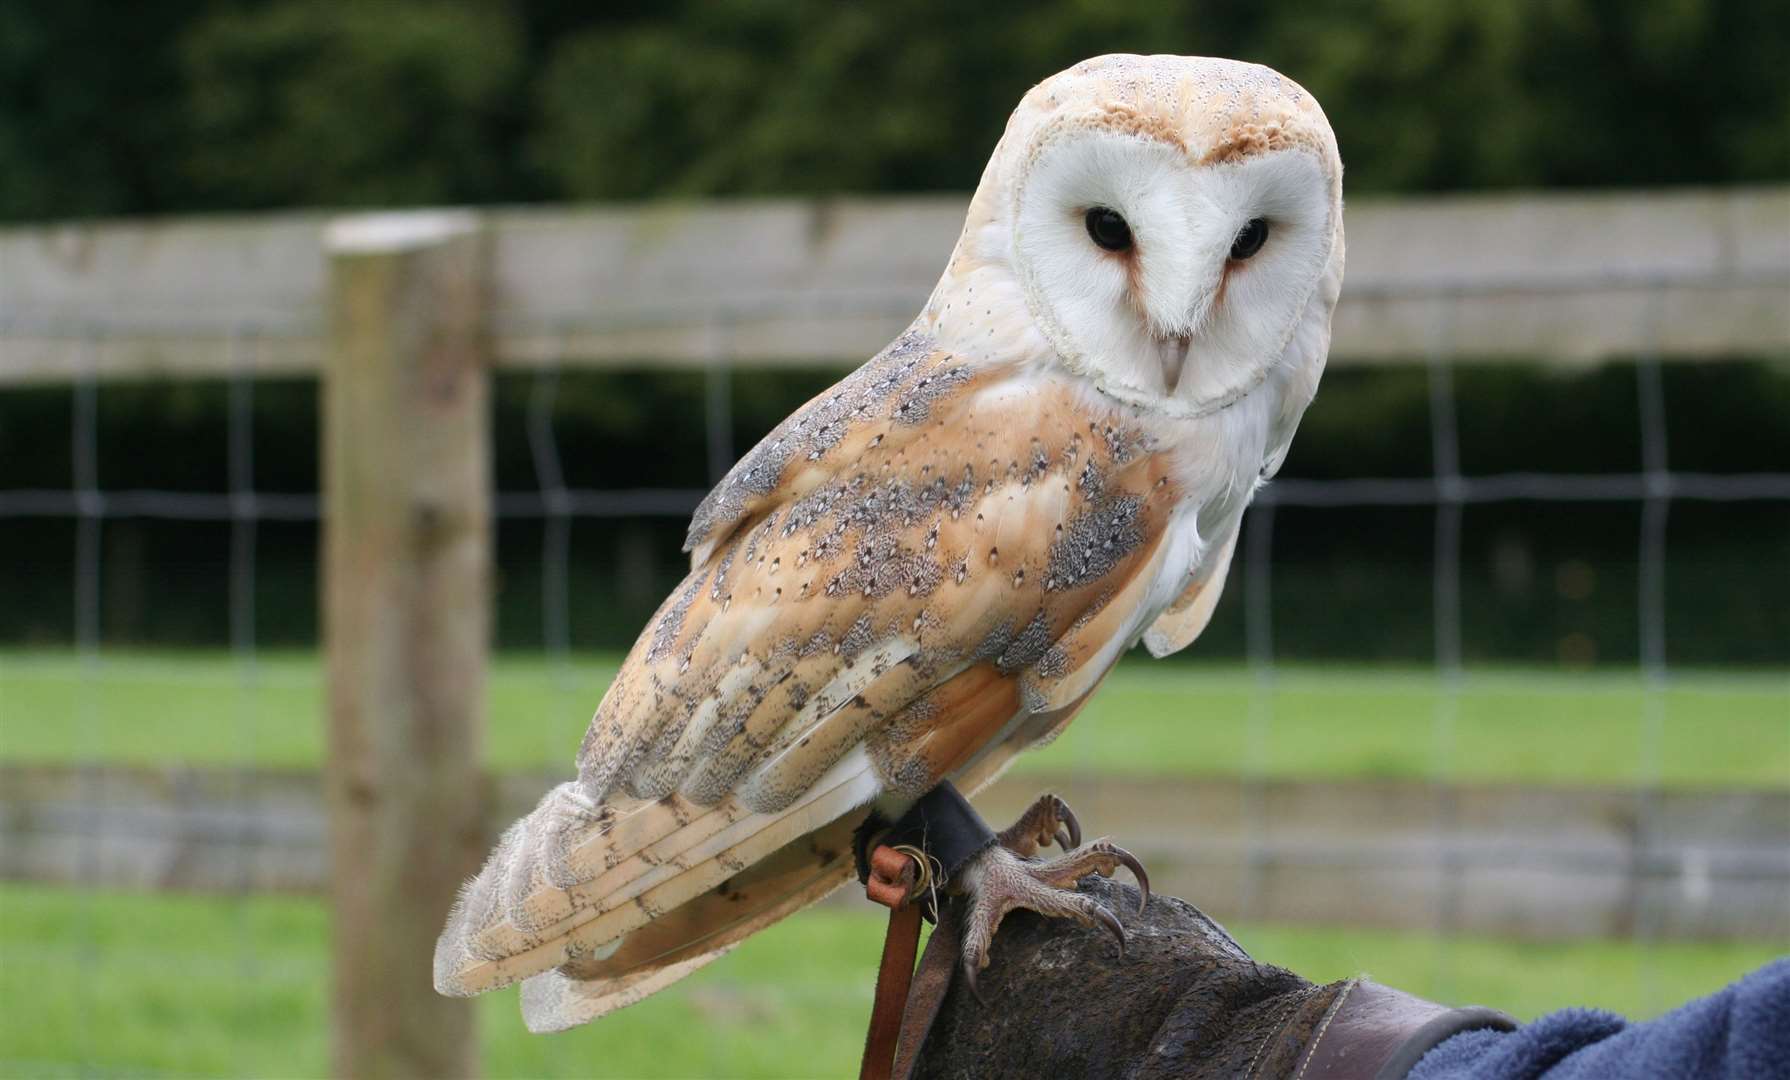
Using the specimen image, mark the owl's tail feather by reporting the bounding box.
[519,811,861,1031]
[431,750,877,1010]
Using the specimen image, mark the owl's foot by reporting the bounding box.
[955,834,1149,1002]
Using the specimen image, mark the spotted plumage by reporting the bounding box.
[436,52,1344,1033]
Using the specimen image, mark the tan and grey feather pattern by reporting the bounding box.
[435,52,1345,1032]
[436,330,1197,1028]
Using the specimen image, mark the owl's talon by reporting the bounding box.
[1093,840,1151,915]
[961,959,988,1006]
[996,792,1082,858]
[1058,799,1082,849]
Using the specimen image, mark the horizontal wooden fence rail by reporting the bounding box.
[3,187,1787,385]
[6,763,1786,943]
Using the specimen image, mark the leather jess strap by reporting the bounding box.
[857,784,996,1080]
[860,846,924,1080]
[888,900,963,1080]
[859,848,970,1080]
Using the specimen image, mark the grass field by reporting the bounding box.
[2,650,1786,786]
[1,885,1783,1080]
[2,651,1784,1077]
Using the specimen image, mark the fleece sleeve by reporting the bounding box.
[1407,958,1790,1080]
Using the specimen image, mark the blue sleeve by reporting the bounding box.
[1407,958,1790,1080]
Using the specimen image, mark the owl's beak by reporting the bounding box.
[1158,333,1195,395]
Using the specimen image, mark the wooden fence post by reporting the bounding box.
[323,211,489,1079]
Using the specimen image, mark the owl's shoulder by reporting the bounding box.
[682,328,1035,564]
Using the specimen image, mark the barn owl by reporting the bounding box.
[435,53,1343,1032]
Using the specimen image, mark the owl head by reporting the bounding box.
[930,55,1344,418]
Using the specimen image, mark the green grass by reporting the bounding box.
[1,885,1781,1079]
[2,650,1785,786]
[2,654,1783,1076]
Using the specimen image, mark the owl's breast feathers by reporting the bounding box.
[435,327,1233,1029]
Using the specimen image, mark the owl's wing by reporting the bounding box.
[435,328,1197,1029]
[1141,529,1236,658]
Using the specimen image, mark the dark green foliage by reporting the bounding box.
[179,2,525,210]
[1,2,1784,664]
[2,0,1786,221]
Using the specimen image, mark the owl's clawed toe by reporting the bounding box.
[1089,840,1151,915]
[1024,837,1149,917]
[954,835,1150,1000]
[994,792,1082,859]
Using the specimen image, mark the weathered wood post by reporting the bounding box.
[323,211,490,1079]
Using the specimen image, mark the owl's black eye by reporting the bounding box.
[1084,207,1133,252]
[1230,218,1270,260]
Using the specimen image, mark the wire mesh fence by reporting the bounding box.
[2,194,1787,1077]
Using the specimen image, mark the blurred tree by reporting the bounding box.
[179,1,524,209]
[1,0,1785,661]
[1263,0,1790,191]
[531,1,1269,198]
[528,0,1790,200]
[0,0,205,219]
[1,0,1784,220]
